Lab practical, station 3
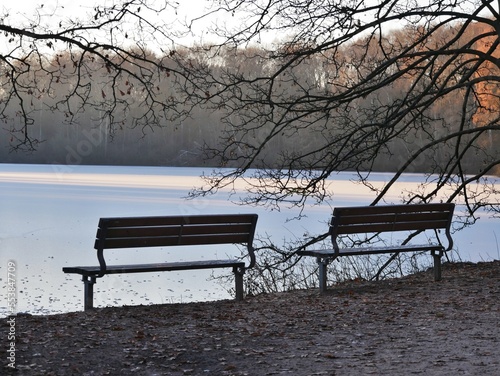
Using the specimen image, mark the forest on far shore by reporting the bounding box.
[1,20,499,176]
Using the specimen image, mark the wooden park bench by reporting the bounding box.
[297,203,455,292]
[63,213,258,310]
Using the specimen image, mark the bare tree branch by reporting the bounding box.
[180,1,499,219]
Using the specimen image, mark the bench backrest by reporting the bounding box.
[330,203,455,249]
[94,213,258,269]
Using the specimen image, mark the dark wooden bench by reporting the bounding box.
[297,203,455,292]
[63,213,258,310]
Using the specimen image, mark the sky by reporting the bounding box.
[2,0,208,22]
[1,0,237,47]
[1,0,298,55]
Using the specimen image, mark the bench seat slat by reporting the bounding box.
[337,212,451,225]
[63,259,245,276]
[101,214,256,228]
[99,223,255,239]
[298,243,444,258]
[100,233,252,249]
[335,203,453,216]
[336,220,450,234]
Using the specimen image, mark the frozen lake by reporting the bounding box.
[1,164,499,316]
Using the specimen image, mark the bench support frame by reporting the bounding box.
[317,250,446,293]
[234,266,245,301]
[83,276,96,311]
[80,268,245,310]
[432,250,444,282]
[317,258,330,294]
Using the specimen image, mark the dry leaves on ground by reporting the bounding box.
[2,261,499,375]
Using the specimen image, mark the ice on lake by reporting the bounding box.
[1,164,498,316]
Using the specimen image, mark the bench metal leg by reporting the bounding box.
[234,267,244,301]
[83,276,97,311]
[432,251,443,281]
[318,258,328,293]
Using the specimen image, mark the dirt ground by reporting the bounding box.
[2,261,499,375]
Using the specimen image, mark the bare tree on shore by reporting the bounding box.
[1,1,194,150]
[179,0,500,288]
[2,0,500,289]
